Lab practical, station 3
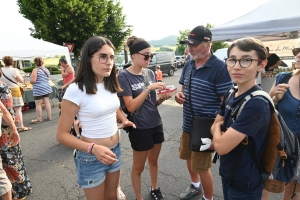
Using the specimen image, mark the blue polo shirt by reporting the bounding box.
[179,54,233,133]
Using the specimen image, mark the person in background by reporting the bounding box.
[60,58,74,86]
[256,68,265,86]
[262,47,300,200]
[265,47,281,71]
[0,56,31,132]
[175,25,233,200]
[211,37,269,200]
[118,36,169,200]
[184,47,191,63]
[57,36,135,200]
[155,65,163,82]
[0,77,32,200]
[30,57,52,123]
[0,99,20,200]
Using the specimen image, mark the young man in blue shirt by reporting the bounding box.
[211,37,270,200]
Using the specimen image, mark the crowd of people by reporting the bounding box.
[0,24,299,200]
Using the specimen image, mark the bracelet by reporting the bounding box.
[144,87,150,94]
[90,144,95,154]
[87,143,95,154]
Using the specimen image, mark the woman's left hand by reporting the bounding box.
[118,120,136,130]
[9,129,20,146]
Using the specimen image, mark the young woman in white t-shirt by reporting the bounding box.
[56,36,135,200]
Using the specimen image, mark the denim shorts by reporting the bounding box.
[74,142,122,188]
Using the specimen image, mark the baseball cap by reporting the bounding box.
[180,26,212,45]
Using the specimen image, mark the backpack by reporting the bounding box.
[226,86,300,194]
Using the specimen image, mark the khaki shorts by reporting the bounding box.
[179,131,212,173]
[0,158,11,196]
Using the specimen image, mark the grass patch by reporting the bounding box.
[44,57,60,66]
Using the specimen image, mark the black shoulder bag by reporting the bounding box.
[188,70,215,152]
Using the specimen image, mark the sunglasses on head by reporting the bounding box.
[292,48,300,56]
[137,52,153,60]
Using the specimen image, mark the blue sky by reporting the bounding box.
[1,0,269,41]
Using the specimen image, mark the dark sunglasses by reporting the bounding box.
[292,48,300,56]
[137,52,153,60]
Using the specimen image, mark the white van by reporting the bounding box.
[214,48,228,60]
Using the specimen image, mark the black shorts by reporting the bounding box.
[34,93,50,100]
[128,124,164,151]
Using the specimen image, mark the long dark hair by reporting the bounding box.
[74,36,122,94]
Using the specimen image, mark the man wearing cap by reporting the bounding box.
[175,25,232,200]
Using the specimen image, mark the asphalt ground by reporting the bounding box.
[17,69,283,199]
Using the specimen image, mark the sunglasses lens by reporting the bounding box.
[144,54,153,60]
[293,48,300,56]
[144,55,150,60]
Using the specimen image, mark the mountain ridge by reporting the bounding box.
[148,35,178,47]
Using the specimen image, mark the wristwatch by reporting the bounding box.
[144,87,150,94]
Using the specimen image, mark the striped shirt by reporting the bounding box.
[32,67,52,97]
[179,54,233,133]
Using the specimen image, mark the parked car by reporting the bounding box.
[176,55,185,67]
[214,48,228,60]
[122,52,177,76]
[148,52,177,76]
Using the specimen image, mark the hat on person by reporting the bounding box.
[180,26,212,45]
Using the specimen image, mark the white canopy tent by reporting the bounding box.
[0,34,71,65]
[210,0,300,42]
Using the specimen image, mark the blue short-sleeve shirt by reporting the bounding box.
[276,72,300,135]
[218,85,270,193]
[179,54,233,133]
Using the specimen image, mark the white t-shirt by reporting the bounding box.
[63,83,119,138]
[0,67,20,88]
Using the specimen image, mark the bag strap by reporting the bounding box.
[0,69,19,85]
[188,70,194,119]
[212,86,237,164]
[231,90,275,121]
[39,67,49,78]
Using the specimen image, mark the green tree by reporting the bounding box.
[206,23,228,52]
[175,23,228,55]
[17,0,132,59]
[176,29,190,55]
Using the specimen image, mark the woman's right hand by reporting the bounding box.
[147,82,166,91]
[92,144,118,165]
[274,83,289,102]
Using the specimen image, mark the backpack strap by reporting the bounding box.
[212,86,237,164]
[232,90,276,121]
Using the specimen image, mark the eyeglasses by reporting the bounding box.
[136,52,153,60]
[91,53,115,64]
[225,58,262,68]
[292,48,300,56]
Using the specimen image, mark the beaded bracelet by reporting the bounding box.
[87,143,95,154]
